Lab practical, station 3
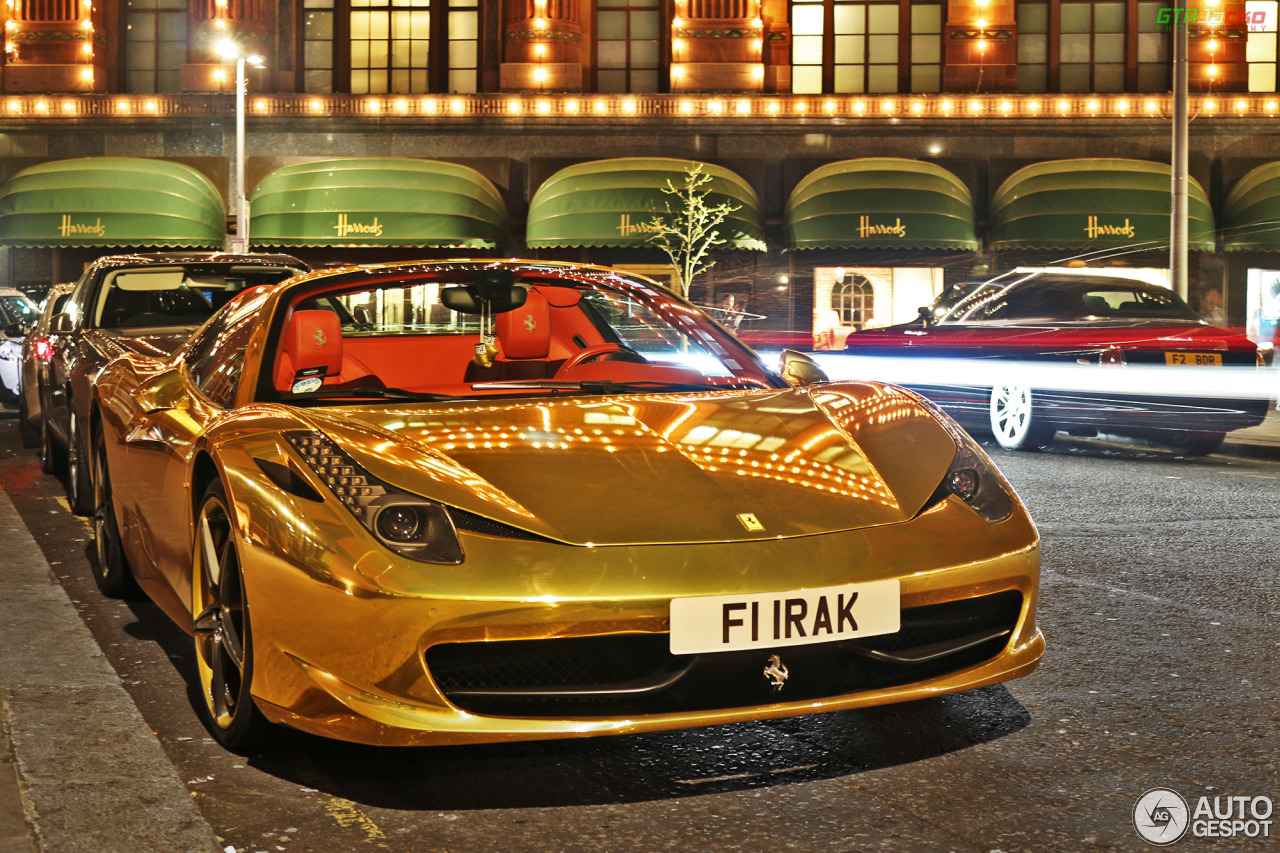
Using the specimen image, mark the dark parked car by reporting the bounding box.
[40,253,308,512]
[16,282,75,448]
[843,268,1271,454]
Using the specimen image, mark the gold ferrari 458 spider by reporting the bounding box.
[88,260,1043,750]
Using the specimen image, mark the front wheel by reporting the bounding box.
[192,479,267,752]
[989,383,1055,451]
[91,427,138,598]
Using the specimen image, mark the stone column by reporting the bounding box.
[943,0,1016,92]
[3,0,106,92]
[671,0,764,91]
[502,0,584,91]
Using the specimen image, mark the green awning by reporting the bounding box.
[1223,162,1280,251]
[525,158,765,250]
[249,158,508,249]
[785,158,978,250]
[990,158,1215,252]
[0,157,224,248]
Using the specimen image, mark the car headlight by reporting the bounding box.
[900,390,1016,523]
[942,440,1014,522]
[285,430,463,564]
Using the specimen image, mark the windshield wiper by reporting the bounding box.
[280,386,459,404]
[471,380,724,394]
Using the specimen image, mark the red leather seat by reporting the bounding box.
[274,310,379,393]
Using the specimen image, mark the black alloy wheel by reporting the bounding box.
[91,426,138,598]
[18,392,39,448]
[40,413,65,475]
[67,409,94,516]
[192,479,266,752]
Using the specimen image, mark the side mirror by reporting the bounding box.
[779,349,829,388]
[3,322,24,338]
[135,367,189,413]
[51,312,74,333]
[916,306,933,327]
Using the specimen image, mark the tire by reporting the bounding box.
[67,409,94,516]
[91,426,139,598]
[40,413,65,475]
[19,393,39,448]
[989,383,1055,452]
[1167,430,1226,457]
[192,479,267,752]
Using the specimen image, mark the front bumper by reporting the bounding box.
[237,490,1042,747]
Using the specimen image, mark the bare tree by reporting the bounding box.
[647,164,740,299]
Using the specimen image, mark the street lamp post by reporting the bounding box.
[218,40,263,253]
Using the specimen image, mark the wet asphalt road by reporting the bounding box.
[1,407,1278,853]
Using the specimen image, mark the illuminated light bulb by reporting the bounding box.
[1000,100,1012,114]
[882,99,896,114]
[81,19,92,29]
[709,98,724,113]
[1027,100,1041,113]
[911,100,924,113]
[115,100,130,113]
[34,100,48,113]
[1236,99,1248,112]
[1209,38,1219,50]
[969,99,982,112]
[795,100,808,113]
[213,69,226,83]
[61,100,76,113]
[6,100,19,113]
[144,100,158,113]
[533,17,547,29]
[1088,99,1101,113]
[594,99,608,114]
[367,98,382,112]
[1209,65,1219,76]
[214,17,226,29]
[1205,99,1217,111]
[4,20,13,30]
[736,99,751,114]
[536,99,551,114]
[672,64,684,80]
[1117,99,1130,112]
[752,38,762,51]
[977,18,987,29]
[533,67,547,83]
[751,17,762,26]
[673,16,683,26]
[309,98,324,112]
[1268,100,1278,112]
[852,100,866,114]
[80,68,93,82]
[394,98,409,113]
[253,98,268,112]
[978,38,987,50]
[753,64,764,78]
[823,99,837,114]
[507,99,522,114]
[622,97,637,114]
[81,42,92,54]
[767,100,780,114]
[940,99,954,113]
[1057,99,1070,113]
[450,97,465,113]
[1146,100,1158,112]
[565,98,580,113]
[534,43,547,58]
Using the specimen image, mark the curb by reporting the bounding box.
[0,485,223,853]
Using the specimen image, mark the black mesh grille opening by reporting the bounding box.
[425,590,1025,717]
[447,507,560,543]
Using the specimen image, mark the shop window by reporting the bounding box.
[1136,1,1169,91]
[1247,0,1278,91]
[124,0,188,94]
[304,0,336,93]
[833,273,874,327]
[910,2,942,92]
[790,0,900,94]
[1016,1,1048,91]
[596,0,663,93]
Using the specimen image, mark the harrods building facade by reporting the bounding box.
[2,0,1280,347]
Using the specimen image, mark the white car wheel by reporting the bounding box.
[989,383,1053,451]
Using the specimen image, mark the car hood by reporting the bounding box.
[301,383,960,546]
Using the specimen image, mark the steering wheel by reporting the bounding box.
[555,343,645,378]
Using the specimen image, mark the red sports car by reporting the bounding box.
[842,269,1271,454]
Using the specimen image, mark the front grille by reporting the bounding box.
[424,590,1024,717]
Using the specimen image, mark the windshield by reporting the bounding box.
[95,264,300,329]
[263,265,777,403]
[938,274,1202,324]
[0,294,37,329]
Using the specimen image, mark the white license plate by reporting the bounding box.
[669,580,901,655]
